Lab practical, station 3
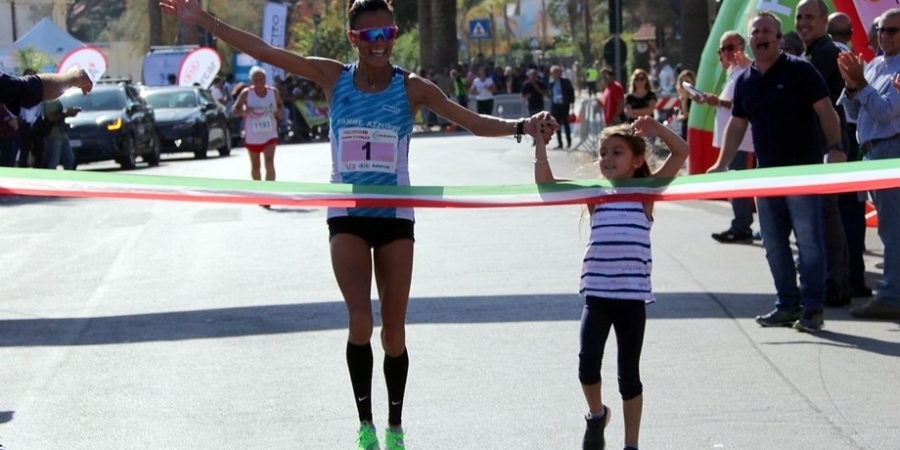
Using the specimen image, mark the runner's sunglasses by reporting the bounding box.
[350,26,399,43]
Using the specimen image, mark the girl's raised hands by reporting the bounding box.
[159,0,205,24]
[631,116,662,138]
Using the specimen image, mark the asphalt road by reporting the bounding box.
[1,133,897,450]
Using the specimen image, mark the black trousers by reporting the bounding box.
[551,103,572,148]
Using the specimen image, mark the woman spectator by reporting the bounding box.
[623,69,657,123]
[469,67,496,115]
[675,69,697,140]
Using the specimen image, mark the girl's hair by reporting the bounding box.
[675,69,696,98]
[348,0,394,30]
[628,68,652,93]
[599,123,651,178]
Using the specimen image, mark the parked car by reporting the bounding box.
[140,86,232,159]
[60,81,161,169]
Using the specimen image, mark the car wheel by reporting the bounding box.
[218,124,232,157]
[194,126,209,159]
[118,134,138,170]
[144,131,161,167]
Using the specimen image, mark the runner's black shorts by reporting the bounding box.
[327,216,415,248]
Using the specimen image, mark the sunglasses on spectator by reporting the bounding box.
[719,43,740,52]
[635,76,647,81]
[878,26,900,36]
[350,26,399,42]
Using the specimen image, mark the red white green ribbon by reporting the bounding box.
[1,160,899,208]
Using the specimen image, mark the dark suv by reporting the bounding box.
[60,81,161,169]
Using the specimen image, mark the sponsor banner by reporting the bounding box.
[295,99,329,127]
[261,1,289,86]
[177,47,222,89]
[57,46,108,81]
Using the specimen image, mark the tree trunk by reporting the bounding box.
[680,0,709,72]
[175,17,199,46]
[580,0,592,65]
[430,0,458,72]
[417,0,433,72]
[148,0,163,46]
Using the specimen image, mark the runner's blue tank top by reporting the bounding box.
[327,63,414,220]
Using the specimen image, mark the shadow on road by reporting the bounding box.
[2,292,897,354]
[0,410,13,424]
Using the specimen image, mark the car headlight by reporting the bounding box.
[106,118,123,131]
[172,119,195,130]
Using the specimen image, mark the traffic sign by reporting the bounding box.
[469,19,491,41]
[528,36,540,49]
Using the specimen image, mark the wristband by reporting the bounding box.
[515,119,525,143]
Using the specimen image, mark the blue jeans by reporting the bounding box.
[45,136,74,170]
[729,151,754,234]
[866,138,900,305]
[757,195,826,311]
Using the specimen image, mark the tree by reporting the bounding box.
[430,0,458,71]
[66,0,127,42]
[417,0,433,71]
[147,0,164,46]
[289,7,348,60]
[16,46,56,73]
[679,0,709,72]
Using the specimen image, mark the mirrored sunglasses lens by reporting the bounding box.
[361,27,396,42]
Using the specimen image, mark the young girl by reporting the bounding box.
[532,115,689,450]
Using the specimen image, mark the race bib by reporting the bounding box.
[338,127,398,173]
[249,115,274,133]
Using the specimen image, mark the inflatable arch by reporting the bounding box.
[687,0,894,174]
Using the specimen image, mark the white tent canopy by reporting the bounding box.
[0,18,85,73]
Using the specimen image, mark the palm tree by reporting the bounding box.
[680,0,709,71]
[418,0,433,70]
[431,0,458,71]
[148,0,163,46]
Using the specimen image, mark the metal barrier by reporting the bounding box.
[572,98,603,156]
[468,94,552,119]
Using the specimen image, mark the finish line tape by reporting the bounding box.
[1,160,899,208]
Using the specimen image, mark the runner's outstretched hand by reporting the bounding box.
[159,0,205,24]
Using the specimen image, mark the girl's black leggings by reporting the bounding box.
[578,296,647,400]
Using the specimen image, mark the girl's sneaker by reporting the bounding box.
[384,429,406,450]
[357,421,380,450]
[582,405,611,450]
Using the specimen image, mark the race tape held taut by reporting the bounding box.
[1,160,899,208]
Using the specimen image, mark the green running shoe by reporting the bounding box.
[384,429,406,450]
[357,421,380,450]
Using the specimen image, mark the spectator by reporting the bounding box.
[42,98,78,170]
[548,65,575,149]
[781,31,806,56]
[838,8,900,320]
[674,69,696,140]
[521,69,547,116]
[829,11,871,299]
[451,69,469,108]
[796,0,853,307]
[598,68,625,126]
[469,67,496,115]
[708,11,844,332]
[0,67,92,115]
[623,69,657,123]
[0,104,18,167]
[700,31,756,245]
[658,57,675,95]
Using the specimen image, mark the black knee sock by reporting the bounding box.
[346,342,374,423]
[384,349,409,427]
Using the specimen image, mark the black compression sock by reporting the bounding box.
[384,349,409,426]
[346,341,374,423]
